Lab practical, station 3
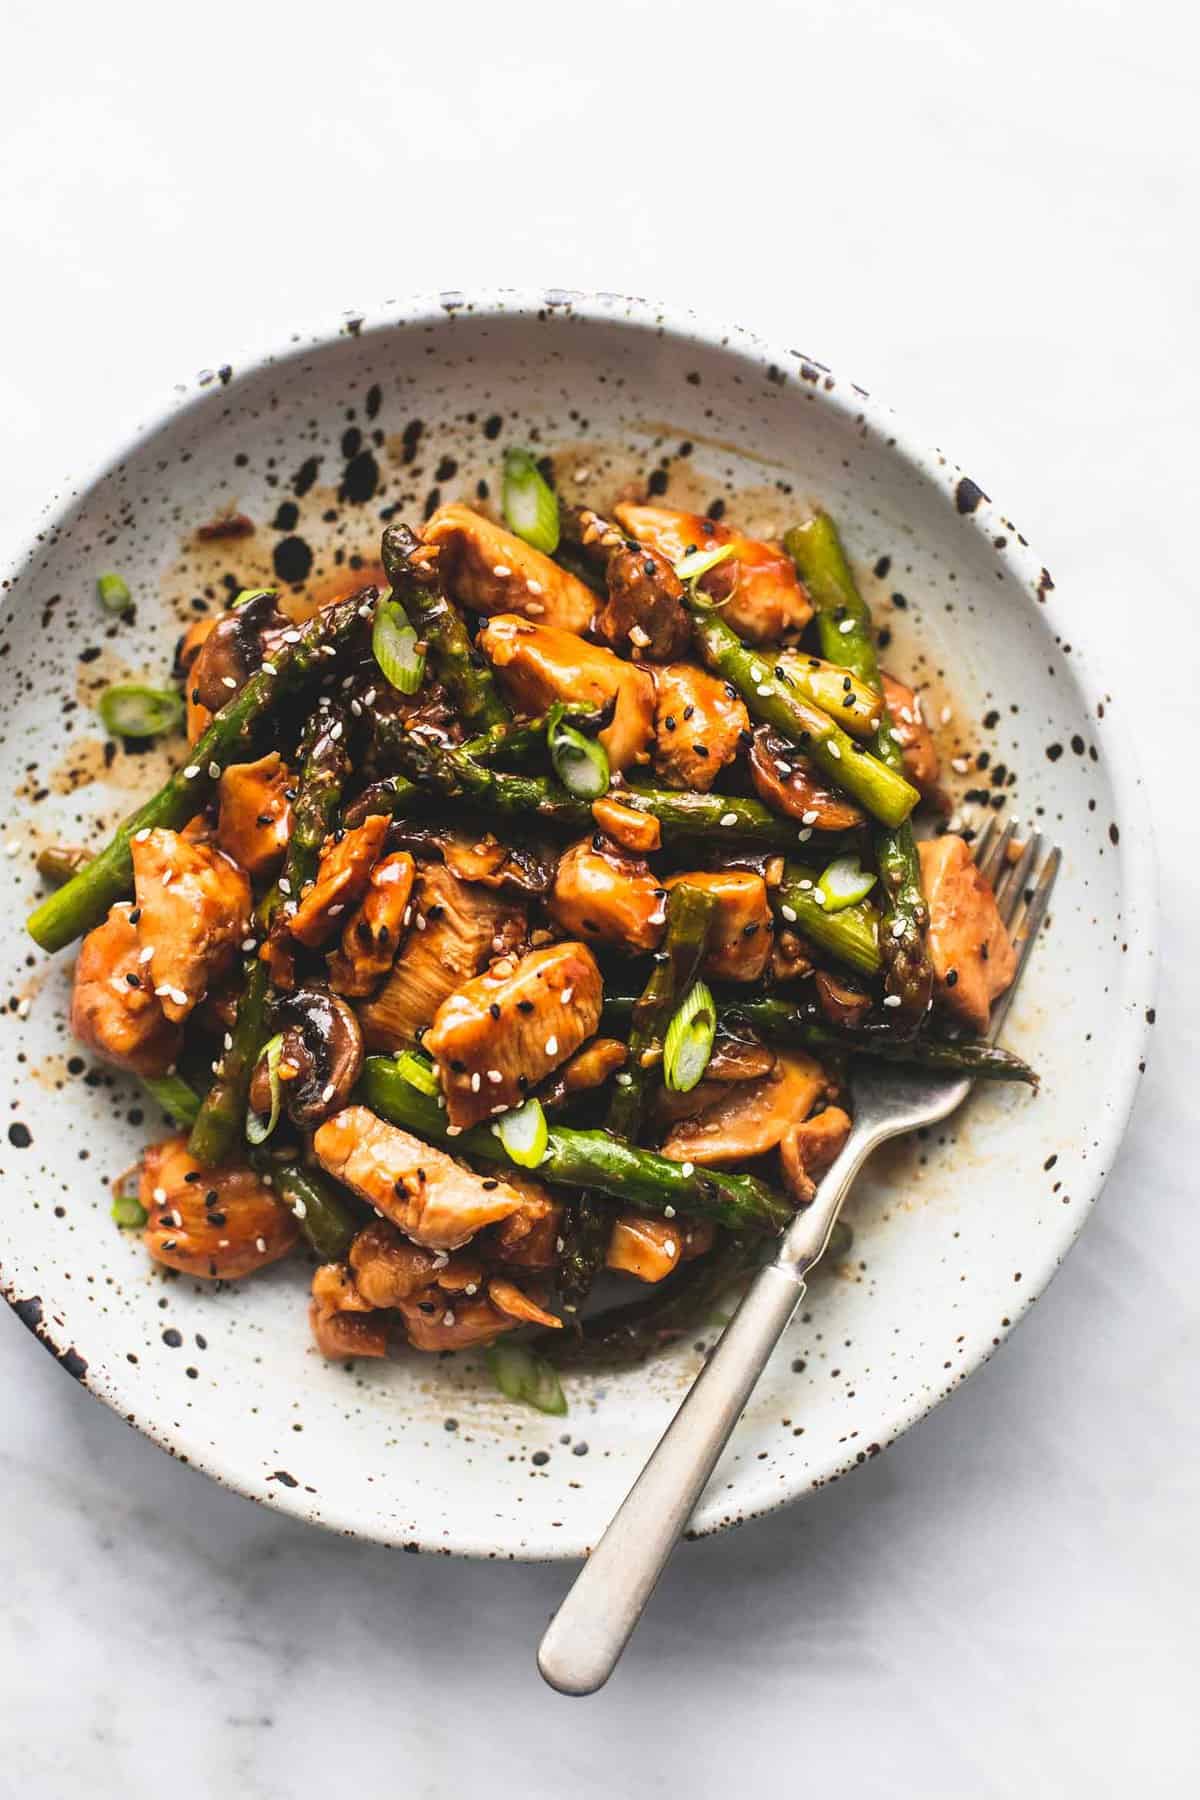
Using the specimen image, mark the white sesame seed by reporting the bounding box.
[891,917,906,937]
[138,945,154,964]
[883,993,903,1008]
[208,761,220,779]
[183,764,201,780]
[490,1103,508,1115]
[464,1282,478,1295]
[133,829,150,842]
[241,937,257,952]
[170,987,188,1007]
[781,903,798,922]
[756,683,774,697]
[487,1069,503,1084]
[573,467,591,482]
[798,827,812,842]
[750,663,765,682]
[664,1240,677,1257]
[154,983,172,997]
[545,1035,558,1056]
[152,1186,166,1204]
[525,602,545,616]
[322,1082,336,1103]
[223,1032,233,1050]
[330,721,344,741]
[363,688,377,706]
[442,1310,456,1326]
[470,1072,482,1092]
[415,913,427,931]
[827,741,841,760]
[813,888,827,906]
[320,643,337,657]
[798,878,813,890]
[290,1197,308,1219]
[838,618,854,634]
[941,705,952,725]
[282,629,301,644]
[278,878,291,895]
[218,1238,230,1248]
[561,986,574,1005]
[432,1252,449,1269]
[775,760,793,776]
[526,579,543,595]
[629,624,650,647]
[447,1124,462,1137]
[951,755,971,774]
[664,1204,676,1218]
[680,1162,695,1178]
[402,906,412,927]
[615,1072,633,1086]
[720,811,738,827]
[222,675,238,689]
[328,903,344,917]
[802,809,819,825]
[256,1237,268,1253]
[492,564,511,578]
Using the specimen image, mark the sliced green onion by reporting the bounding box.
[496,1097,549,1169]
[663,980,717,1093]
[231,586,276,609]
[372,597,426,694]
[97,571,132,615]
[485,1343,567,1416]
[245,1033,284,1145]
[98,684,184,740]
[392,1048,441,1096]
[141,1072,202,1127]
[673,542,736,583]
[546,702,609,799]
[112,1193,148,1230]
[502,449,560,554]
[818,854,878,913]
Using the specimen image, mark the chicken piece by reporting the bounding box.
[917,835,1017,1032]
[661,1051,829,1167]
[397,1289,518,1353]
[591,795,662,854]
[426,940,603,1128]
[665,869,772,983]
[484,1177,565,1269]
[747,725,865,830]
[422,502,595,633]
[215,752,293,880]
[356,863,526,1051]
[882,672,941,796]
[487,1276,562,1330]
[69,904,181,1075]
[139,1135,299,1279]
[615,503,813,643]
[310,1263,390,1360]
[606,1214,683,1284]
[287,815,389,950]
[178,616,217,744]
[348,1219,452,1306]
[327,852,416,998]
[477,614,655,771]
[131,829,251,1022]
[779,1105,853,1205]
[548,838,666,952]
[539,1036,628,1109]
[652,663,749,792]
[313,1106,528,1249]
[590,526,691,661]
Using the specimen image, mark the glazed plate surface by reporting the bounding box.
[0,294,1155,1557]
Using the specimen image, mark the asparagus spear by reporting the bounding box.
[606,882,716,1141]
[774,860,882,977]
[188,706,349,1167]
[600,993,1037,1085]
[772,651,882,738]
[556,1193,612,1319]
[542,1233,761,1369]
[256,1158,361,1262]
[684,597,920,829]
[381,523,508,730]
[785,514,933,1021]
[26,587,376,953]
[359,1058,794,1234]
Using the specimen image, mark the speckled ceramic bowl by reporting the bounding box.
[0,292,1156,1558]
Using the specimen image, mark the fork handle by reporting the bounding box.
[536,1260,806,1695]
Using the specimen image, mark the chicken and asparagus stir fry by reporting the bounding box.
[28,454,1032,1409]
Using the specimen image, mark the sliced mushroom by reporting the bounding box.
[706,1034,778,1083]
[188,589,288,714]
[269,986,364,1127]
[779,1106,853,1205]
[747,723,865,830]
[814,969,873,1031]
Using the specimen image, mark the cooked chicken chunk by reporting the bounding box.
[310,1263,390,1359]
[327,851,416,997]
[779,1105,853,1204]
[590,796,662,854]
[216,752,293,879]
[313,1106,529,1249]
[426,940,603,1128]
[487,1277,561,1330]
[288,815,390,949]
[539,1036,628,1110]
[666,870,773,983]
[614,503,813,642]
[396,1289,519,1352]
[483,1177,564,1268]
[652,663,749,792]
[883,672,941,796]
[131,829,251,1022]
[70,904,181,1075]
[477,614,655,771]
[917,835,1017,1032]
[139,1135,299,1279]
[661,1051,829,1167]
[548,838,667,952]
[349,1219,460,1306]
[747,725,864,830]
[356,862,526,1051]
[606,1215,682,1284]
[423,502,595,633]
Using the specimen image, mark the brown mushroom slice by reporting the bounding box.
[779,1106,853,1205]
[917,836,1017,1032]
[327,851,416,998]
[747,724,865,830]
[661,1051,829,1168]
[706,1036,778,1083]
[606,1215,683,1284]
[436,831,556,896]
[680,1220,717,1261]
[590,795,662,854]
[268,987,364,1127]
[287,815,390,950]
[539,1037,628,1111]
[771,926,816,984]
[356,862,527,1052]
[140,1135,300,1279]
[651,662,749,792]
[188,588,289,713]
[882,672,941,795]
[178,615,217,744]
[477,614,655,772]
[312,1106,529,1250]
[425,940,603,1128]
[591,529,691,662]
[69,904,182,1076]
[814,969,873,1031]
[548,838,666,952]
[422,502,595,632]
[487,1277,563,1331]
[664,869,772,984]
[310,1263,390,1360]
[614,503,813,643]
[216,752,293,880]
[131,829,252,1022]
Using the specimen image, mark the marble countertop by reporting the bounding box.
[1,1,1195,1793]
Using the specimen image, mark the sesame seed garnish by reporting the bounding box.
[446,1124,462,1136]
[941,705,953,725]
[152,1186,166,1203]
[813,888,827,906]
[526,579,543,595]
[487,1069,503,1084]
[664,1204,676,1218]
[750,663,765,682]
[561,986,574,1004]
[464,1282,478,1295]
[170,987,188,1007]
[154,983,171,997]
[208,762,220,779]
[827,741,841,760]
[719,811,738,827]
[241,937,257,952]
[282,630,301,644]
[802,809,819,824]
[492,564,511,578]
[138,945,154,963]
[223,1032,233,1050]
[183,764,201,780]
[256,1237,268,1253]
[838,618,854,634]
[780,904,797,922]
[363,688,377,706]
[891,917,906,937]
[133,829,151,842]
[798,878,813,890]
[415,913,427,930]
[775,760,792,776]
[290,1198,308,1219]
[664,1240,677,1257]
[442,1310,456,1326]
[615,1072,633,1086]
[798,827,812,842]
[680,1163,695,1178]
[756,683,774,697]
[545,1035,558,1056]
[952,755,971,774]
[883,993,902,1008]
[222,675,238,689]
[278,877,291,895]
[525,602,544,616]
[629,624,651,648]
[470,1072,482,1092]
[322,1082,336,1103]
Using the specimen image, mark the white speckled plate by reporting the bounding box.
[0,292,1156,1558]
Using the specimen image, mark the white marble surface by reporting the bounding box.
[1,1,1196,1792]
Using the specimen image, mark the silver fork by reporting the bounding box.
[538,824,1060,1695]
